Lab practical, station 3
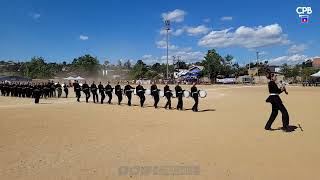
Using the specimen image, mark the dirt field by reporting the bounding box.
[0,85,319,180]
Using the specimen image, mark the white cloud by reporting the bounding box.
[143,48,205,65]
[198,24,290,49]
[141,55,158,64]
[30,13,41,20]
[79,35,89,40]
[203,18,211,23]
[287,44,308,54]
[268,54,309,65]
[160,28,184,36]
[186,25,210,36]
[156,39,177,50]
[159,48,205,63]
[162,9,186,22]
[221,16,233,21]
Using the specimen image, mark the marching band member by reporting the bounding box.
[136,82,146,107]
[265,72,290,131]
[105,82,113,104]
[115,82,123,105]
[191,82,198,112]
[124,81,134,106]
[82,81,90,103]
[100,84,106,104]
[175,82,183,110]
[56,82,62,98]
[98,82,103,94]
[33,83,41,104]
[150,81,160,108]
[91,81,99,103]
[164,82,172,109]
[63,83,68,98]
[74,80,81,102]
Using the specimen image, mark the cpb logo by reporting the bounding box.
[296,7,312,23]
[296,7,312,15]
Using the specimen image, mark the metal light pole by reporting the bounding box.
[164,19,170,79]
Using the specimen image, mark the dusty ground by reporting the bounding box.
[0,85,319,180]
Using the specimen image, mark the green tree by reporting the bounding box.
[131,60,148,79]
[25,57,55,78]
[151,63,161,73]
[72,54,100,75]
[201,49,223,81]
[123,60,132,69]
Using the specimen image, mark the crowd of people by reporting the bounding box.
[0,81,68,103]
[0,80,202,112]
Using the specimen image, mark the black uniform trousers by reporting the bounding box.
[92,92,98,103]
[116,93,122,105]
[265,96,289,129]
[177,94,183,110]
[84,90,90,103]
[75,91,81,102]
[106,92,112,104]
[153,94,159,108]
[164,94,171,109]
[100,92,105,104]
[126,93,132,106]
[192,95,198,112]
[138,94,145,107]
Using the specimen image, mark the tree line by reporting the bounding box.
[0,49,318,81]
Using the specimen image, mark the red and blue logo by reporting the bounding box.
[300,15,309,23]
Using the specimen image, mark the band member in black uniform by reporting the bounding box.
[82,81,90,103]
[50,81,56,97]
[43,83,50,98]
[150,81,160,108]
[191,82,199,112]
[11,83,16,97]
[0,82,4,96]
[164,82,172,109]
[98,82,103,94]
[115,82,123,105]
[175,82,183,110]
[33,84,41,104]
[91,81,99,103]
[100,84,105,104]
[124,81,134,106]
[17,82,22,97]
[136,82,146,107]
[265,72,290,131]
[105,82,113,104]
[26,83,33,98]
[74,80,81,102]
[56,82,62,98]
[63,84,68,98]
[21,83,26,98]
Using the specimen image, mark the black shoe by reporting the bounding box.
[265,127,272,130]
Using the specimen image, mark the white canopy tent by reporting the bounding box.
[63,76,85,80]
[63,76,75,80]
[311,71,320,77]
[75,76,85,80]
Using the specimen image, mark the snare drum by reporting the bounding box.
[199,90,207,98]
[133,89,137,95]
[183,90,190,98]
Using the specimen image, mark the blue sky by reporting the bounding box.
[0,0,319,65]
